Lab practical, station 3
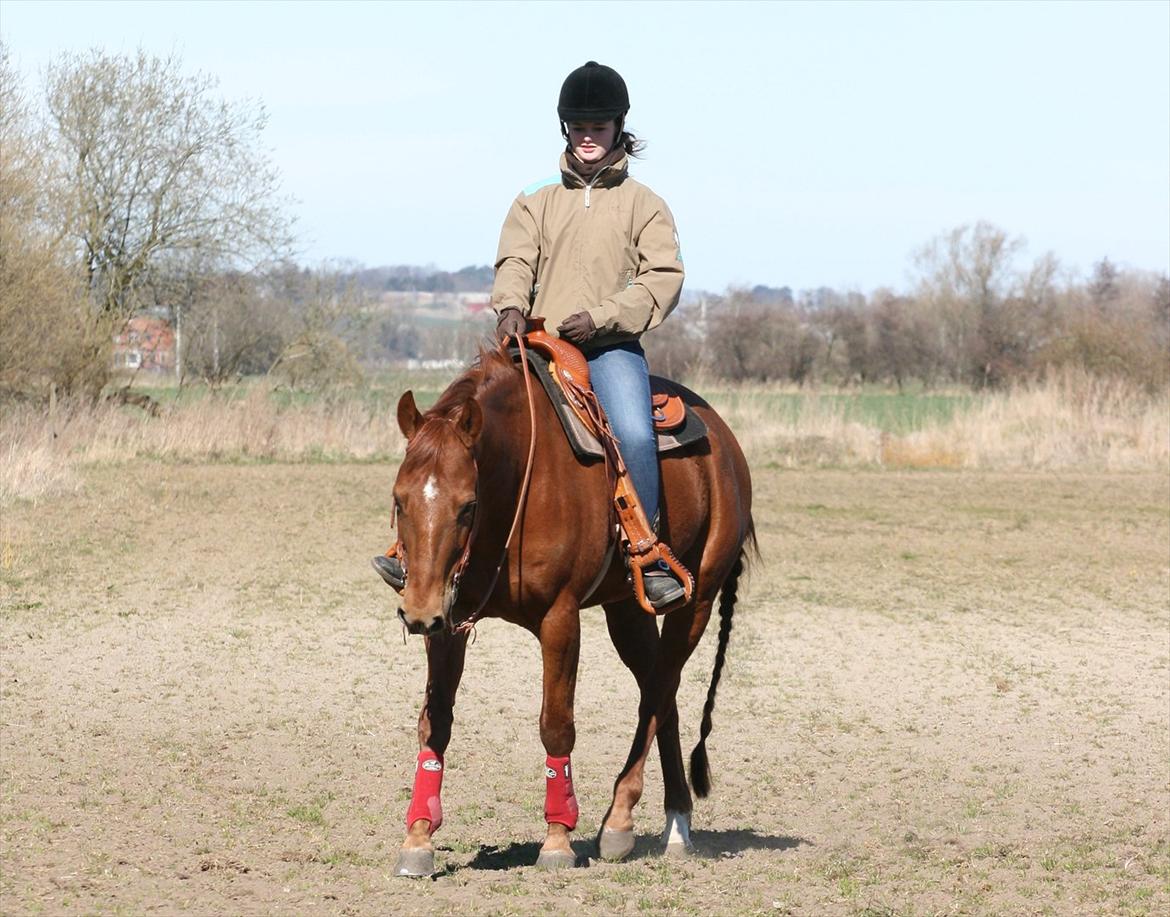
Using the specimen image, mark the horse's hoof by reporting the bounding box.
[662,810,694,858]
[598,827,635,861]
[393,847,435,877]
[536,848,578,870]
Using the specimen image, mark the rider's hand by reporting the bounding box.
[557,311,597,345]
[495,307,527,342]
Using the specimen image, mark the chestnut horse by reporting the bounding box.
[384,345,754,875]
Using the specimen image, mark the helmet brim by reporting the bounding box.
[558,107,626,123]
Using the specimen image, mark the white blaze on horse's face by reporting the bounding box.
[393,447,478,635]
[393,392,484,636]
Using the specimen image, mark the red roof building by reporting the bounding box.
[113,315,176,373]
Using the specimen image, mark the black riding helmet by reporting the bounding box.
[558,61,629,136]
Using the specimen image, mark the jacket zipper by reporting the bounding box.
[582,164,614,209]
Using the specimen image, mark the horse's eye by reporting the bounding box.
[459,501,477,523]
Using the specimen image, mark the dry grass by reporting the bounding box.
[882,373,1170,471]
[0,387,407,504]
[2,372,1167,504]
[711,370,1169,472]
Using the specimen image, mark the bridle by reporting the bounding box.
[393,333,538,636]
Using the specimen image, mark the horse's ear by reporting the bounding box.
[454,398,483,448]
[397,391,423,440]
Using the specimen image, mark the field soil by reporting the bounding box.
[1,463,1167,915]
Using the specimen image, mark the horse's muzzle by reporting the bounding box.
[398,607,444,636]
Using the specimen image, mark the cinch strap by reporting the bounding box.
[405,748,444,833]
[543,754,579,830]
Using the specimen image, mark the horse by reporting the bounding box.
[382,343,754,875]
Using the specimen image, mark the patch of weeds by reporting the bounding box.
[611,865,654,887]
[901,831,930,862]
[286,792,334,827]
[821,851,861,882]
[487,878,527,897]
[992,779,1018,800]
[971,842,1017,861]
[457,802,498,823]
[317,848,378,867]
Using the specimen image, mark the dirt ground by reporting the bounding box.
[1,462,1167,916]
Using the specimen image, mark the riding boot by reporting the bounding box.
[642,512,686,609]
[372,554,406,591]
[642,561,687,609]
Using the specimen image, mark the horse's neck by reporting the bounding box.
[475,373,528,478]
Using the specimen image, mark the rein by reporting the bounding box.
[451,334,538,635]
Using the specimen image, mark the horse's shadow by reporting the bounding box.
[435,828,807,875]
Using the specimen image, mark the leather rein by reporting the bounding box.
[447,334,538,635]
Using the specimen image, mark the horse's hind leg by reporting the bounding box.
[599,598,713,860]
[652,600,720,857]
[654,699,695,856]
[598,600,657,860]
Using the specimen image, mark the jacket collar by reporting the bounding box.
[560,150,629,189]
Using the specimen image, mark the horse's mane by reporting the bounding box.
[405,347,516,464]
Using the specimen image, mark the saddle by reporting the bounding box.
[512,344,708,460]
[518,325,695,615]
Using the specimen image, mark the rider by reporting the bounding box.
[494,61,687,610]
[375,61,686,610]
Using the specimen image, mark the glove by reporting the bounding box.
[557,311,597,346]
[495,307,527,342]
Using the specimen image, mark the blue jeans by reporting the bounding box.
[587,342,659,520]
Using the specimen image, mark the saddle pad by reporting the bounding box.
[510,346,709,461]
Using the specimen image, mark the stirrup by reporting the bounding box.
[642,565,687,610]
[628,542,693,616]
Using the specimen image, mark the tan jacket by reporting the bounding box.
[491,153,684,349]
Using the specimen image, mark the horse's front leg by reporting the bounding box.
[394,628,469,877]
[535,594,582,869]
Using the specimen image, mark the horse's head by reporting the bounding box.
[392,389,483,635]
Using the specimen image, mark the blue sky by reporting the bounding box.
[3,0,1168,293]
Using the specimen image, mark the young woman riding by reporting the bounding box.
[376,61,686,610]
[493,60,687,610]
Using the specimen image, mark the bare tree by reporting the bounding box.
[44,49,294,318]
[266,264,370,391]
[1088,257,1120,308]
[914,222,1056,387]
[0,44,114,399]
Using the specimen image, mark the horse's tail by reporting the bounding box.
[689,522,758,799]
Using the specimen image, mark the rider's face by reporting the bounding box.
[567,120,618,163]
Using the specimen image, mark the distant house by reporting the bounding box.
[459,293,492,314]
[113,314,176,373]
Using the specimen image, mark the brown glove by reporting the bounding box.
[495,307,527,342]
[557,311,597,345]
